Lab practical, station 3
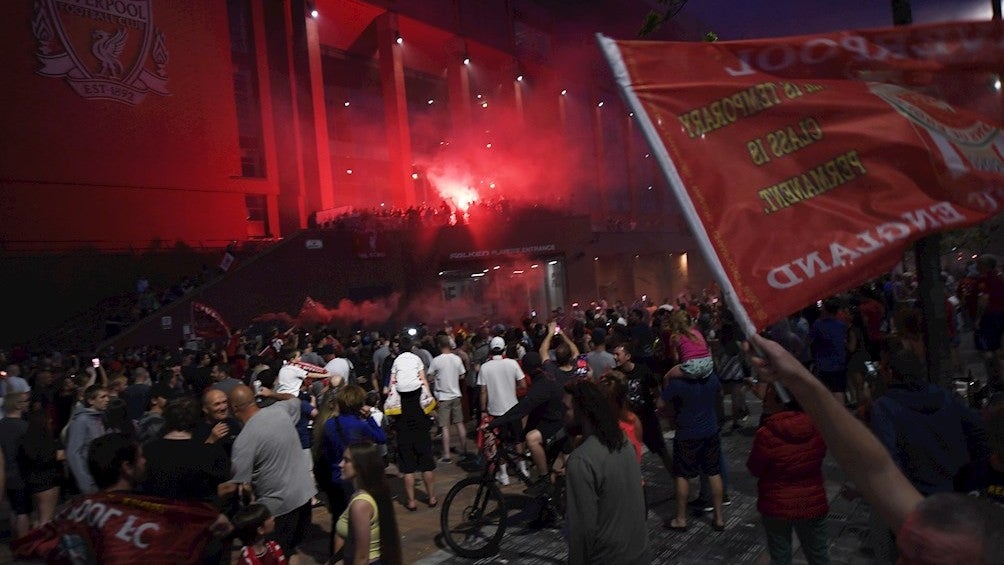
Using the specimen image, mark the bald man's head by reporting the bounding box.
[228,385,257,422]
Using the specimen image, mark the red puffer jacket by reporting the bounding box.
[747,410,828,519]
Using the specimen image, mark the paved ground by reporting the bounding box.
[1,333,994,564]
[413,399,867,565]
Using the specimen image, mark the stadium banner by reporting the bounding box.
[598,20,1004,333]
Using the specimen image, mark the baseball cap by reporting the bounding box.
[489,336,506,351]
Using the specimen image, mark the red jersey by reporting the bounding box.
[239,541,285,565]
[858,298,885,343]
[958,275,981,318]
[977,271,1004,314]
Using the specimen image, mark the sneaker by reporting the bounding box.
[438,457,453,464]
[524,476,552,498]
[495,470,510,486]
[516,460,529,479]
[702,495,732,513]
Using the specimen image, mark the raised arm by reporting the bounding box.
[539,322,556,359]
[559,331,579,358]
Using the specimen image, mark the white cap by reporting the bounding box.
[489,336,506,351]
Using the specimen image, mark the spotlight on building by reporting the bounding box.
[516,74,523,82]
[560,89,567,96]
[310,9,318,18]
[396,34,403,45]
[463,56,471,65]
[597,101,604,107]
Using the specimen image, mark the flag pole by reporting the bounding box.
[596,33,758,339]
[598,34,793,403]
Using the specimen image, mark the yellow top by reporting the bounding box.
[335,491,380,562]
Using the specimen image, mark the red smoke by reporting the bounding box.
[297,294,403,327]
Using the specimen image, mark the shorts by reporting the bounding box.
[975,312,1004,352]
[681,356,714,379]
[816,369,847,393]
[6,488,32,515]
[398,438,435,474]
[269,501,311,555]
[672,434,722,479]
[529,420,564,444]
[436,397,463,427]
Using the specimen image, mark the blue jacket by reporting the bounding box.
[321,414,386,484]
[870,382,988,495]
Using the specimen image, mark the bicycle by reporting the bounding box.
[439,424,567,558]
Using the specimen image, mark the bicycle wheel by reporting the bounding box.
[440,476,507,558]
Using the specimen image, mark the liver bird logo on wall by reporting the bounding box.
[91,28,127,78]
[32,0,170,105]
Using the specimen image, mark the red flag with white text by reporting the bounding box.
[599,20,1004,333]
[11,493,221,564]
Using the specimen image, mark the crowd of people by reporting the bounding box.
[0,256,1002,564]
[314,197,668,234]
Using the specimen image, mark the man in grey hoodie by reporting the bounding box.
[66,384,109,494]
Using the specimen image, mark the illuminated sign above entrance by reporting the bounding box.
[33,0,170,105]
[448,243,557,260]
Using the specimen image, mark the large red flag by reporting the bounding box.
[599,20,1004,333]
[11,492,221,564]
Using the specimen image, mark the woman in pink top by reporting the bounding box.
[665,310,714,380]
